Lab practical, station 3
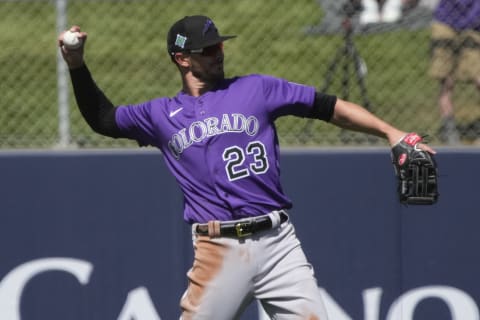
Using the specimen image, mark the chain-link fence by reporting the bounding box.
[1,0,479,149]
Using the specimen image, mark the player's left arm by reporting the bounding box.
[329,98,438,205]
[329,98,435,153]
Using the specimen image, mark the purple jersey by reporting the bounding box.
[434,0,480,31]
[115,74,316,223]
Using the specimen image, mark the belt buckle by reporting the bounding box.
[235,221,253,238]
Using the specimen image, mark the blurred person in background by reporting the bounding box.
[305,0,430,34]
[429,0,480,144]
[360,0,407,24]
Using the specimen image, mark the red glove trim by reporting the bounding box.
[403,133,422,146]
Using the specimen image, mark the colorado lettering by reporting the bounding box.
[168,113,259,159]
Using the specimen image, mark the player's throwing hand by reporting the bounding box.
[58,26,87,69]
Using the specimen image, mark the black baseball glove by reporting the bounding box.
[391,133,438,205]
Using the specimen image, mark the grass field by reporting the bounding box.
[1,0,479,148]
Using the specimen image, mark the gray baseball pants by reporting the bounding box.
[180,213,329,320]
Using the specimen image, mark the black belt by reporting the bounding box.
[195,210,289,238]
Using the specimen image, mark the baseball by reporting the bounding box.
[63,30,82,50]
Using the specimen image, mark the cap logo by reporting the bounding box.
[175,34,187,48]
[203,19,214,35]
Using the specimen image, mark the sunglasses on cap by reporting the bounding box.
[189,42,224,56]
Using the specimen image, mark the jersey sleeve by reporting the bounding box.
[115,102,158,147]
[260,75,317,119]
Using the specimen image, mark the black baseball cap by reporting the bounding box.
[167,15,236,55]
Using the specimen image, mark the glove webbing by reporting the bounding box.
[402,161,438,205]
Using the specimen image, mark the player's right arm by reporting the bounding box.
[69,66,123,138]
[58,26,123,138]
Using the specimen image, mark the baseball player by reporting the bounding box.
[58,15,435,320]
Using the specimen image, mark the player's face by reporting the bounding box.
[188,43,225,82]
